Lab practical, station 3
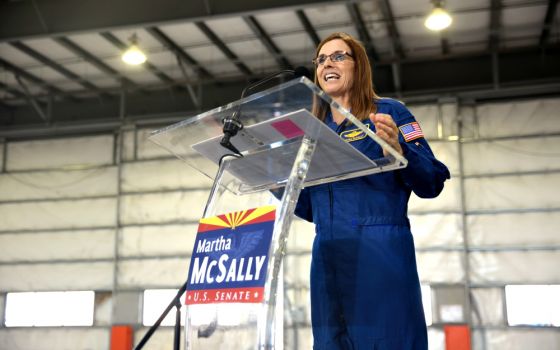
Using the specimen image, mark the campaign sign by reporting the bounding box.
[185,205,276,305]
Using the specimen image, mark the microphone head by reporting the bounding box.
[294,66,312,80]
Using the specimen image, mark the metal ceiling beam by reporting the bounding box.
[0,81,29,100]
[346,2,379,62]
[0,57,77,101]
[0,0,356,42]
[99,32,177,86]
[195,22,253,76]
[0,100,11,110]
[539,0,559,47]
[54,37,142,91]
[244,15,292,70]
[377,0,405,58]
[489,0,502,51]
[146,27,214,80]
[3,45,558,131]
[3,80,560,140]
[296,10,321,47]
[376,0,404,95]
[15,75,50,122]
[489,0,502,88]
[9,41,112,99]
[441,35,450,55]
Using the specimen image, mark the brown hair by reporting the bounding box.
[313,32,380,121]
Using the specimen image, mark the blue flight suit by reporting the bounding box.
[295,98,450,350]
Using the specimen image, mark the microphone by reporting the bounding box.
[294,65,312,80]
[219,66,312,156]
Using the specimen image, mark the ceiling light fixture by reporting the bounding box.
[425,0,453,31]
[122,33,146,65]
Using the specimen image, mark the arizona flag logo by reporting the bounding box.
[185,206,276,305]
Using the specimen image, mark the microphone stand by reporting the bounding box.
[219,69,300,155]
[134,281,188,350]
[135,67,312,350]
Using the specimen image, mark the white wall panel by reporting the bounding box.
[134,326,259,350]
[470,288,504,326]
[94,292,112,326]
[118,258,189,288]
[470,251,560,283]
[284,255,312,286]
[293,328,314,350]
[122,129,136,161]
[466,174,560,210]
[477,97,560,138]
[136,128,174,159]
[0,167,117,201]
[0,328,109,350]
[6,135,114,171]
[134,328,180,350]
[287,219,315,252]
[408,104,439,139]
[409,178,461,212]
[0,262,114,291]
[0,230,114,262]
[120,224,198,257]
[410,214,463,248]
[478,329,560,350]
[417,252,464,283]
[121,159,212,192]
[0,198,117,231]
[120,191,207,224]
[0,142,4,169]
[0,293,4,325]
[430,141,460,175]
[441,103,460,138]
[409,102,459,140]
[427,328,445,350]
[469,212,560,247]
[0,96,558,348]
[463,136,560,176]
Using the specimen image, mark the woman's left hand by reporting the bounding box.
[369,113,403,156]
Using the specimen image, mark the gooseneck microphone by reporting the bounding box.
[219,66,312,156]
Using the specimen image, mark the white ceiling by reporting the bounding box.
[0,0,558,107]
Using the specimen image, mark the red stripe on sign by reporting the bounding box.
[186,287,265,305]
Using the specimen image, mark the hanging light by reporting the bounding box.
[122,33,146,65]
[425,0,453,31]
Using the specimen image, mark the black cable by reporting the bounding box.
[218,153,242,166]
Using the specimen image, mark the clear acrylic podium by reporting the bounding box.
[149,77,408,350]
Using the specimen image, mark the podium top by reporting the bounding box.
[149,77,407,194]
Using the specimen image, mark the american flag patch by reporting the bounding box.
[399,122,424,142]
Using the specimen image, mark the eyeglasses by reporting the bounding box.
[312,51,353,66]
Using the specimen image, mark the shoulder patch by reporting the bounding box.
[399,122,424,142]
[340,124,369,142]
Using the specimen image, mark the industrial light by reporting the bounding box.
[425,1,453,31]
[122,34,146,65]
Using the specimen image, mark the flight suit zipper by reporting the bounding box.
[328,122,345,240]
[328,183,334,239]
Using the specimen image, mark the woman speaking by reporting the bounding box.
[295,32,451,350]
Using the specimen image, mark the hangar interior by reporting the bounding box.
[0,0,559,349]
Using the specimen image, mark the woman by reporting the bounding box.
[295,32,450,349]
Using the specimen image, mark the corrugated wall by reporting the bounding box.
[1,97,559,349]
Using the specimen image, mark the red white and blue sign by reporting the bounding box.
[185,206,276,305]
